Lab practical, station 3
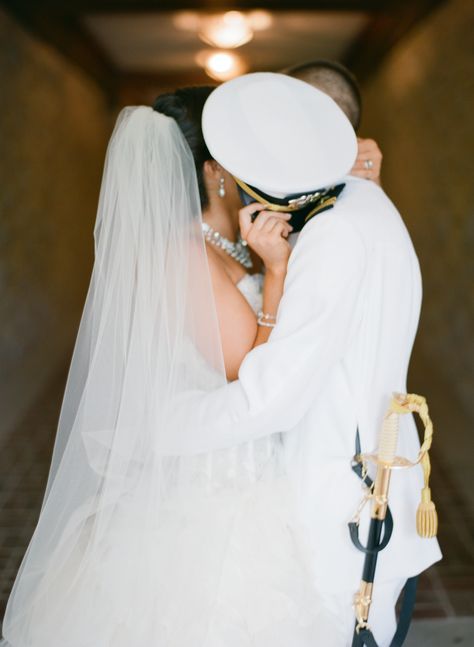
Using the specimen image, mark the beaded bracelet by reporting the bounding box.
[257,311,276,328]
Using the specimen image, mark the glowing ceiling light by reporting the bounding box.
[174,10,273,49]
[195,50,247,82]
[199,11,254,49]
[208,52,234,73]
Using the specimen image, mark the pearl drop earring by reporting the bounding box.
[218,177,226,198]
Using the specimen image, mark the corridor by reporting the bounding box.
[1,0,473,644]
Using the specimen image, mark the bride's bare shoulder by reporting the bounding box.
[205,243,245,286]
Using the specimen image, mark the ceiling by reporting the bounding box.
[83,11,369,73]
[3,0,446,105]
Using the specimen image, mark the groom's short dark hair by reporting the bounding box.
[284,60,362,131]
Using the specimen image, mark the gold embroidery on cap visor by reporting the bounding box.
[234,176,337,222]
[304,196,337,222]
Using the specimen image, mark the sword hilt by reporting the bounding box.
[378,410,399,464]
[354,404,400,628]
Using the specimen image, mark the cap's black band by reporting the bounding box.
[236,178,346,233]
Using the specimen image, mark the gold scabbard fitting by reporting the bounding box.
[371,466,391,520]
[354,581,373,626]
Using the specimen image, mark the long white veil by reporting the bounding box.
[1,107,243,646]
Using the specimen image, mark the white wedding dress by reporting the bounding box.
[200,273,343,646]
[1,271,344,647]
[236,272,264,315]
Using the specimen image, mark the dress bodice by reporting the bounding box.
[236,273,264,314]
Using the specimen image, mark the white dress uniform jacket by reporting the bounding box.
[170,176,442,594]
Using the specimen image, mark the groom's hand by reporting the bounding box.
[350,138,383,185]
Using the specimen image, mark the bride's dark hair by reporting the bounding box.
[153,86,216,209]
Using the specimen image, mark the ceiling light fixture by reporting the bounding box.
[199,11,253,49]
[174,10,272,49]
[195,50,248,82]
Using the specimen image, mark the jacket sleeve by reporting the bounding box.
[162,211,367,455]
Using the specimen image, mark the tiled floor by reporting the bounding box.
[0,360,473,639]
[405,617,474,646]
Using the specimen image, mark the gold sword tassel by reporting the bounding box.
[390,394,438,538]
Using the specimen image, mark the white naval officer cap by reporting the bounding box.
[202,72,357,207]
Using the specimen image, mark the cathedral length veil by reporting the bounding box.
[2,105,343,647]
[0,107,242,646]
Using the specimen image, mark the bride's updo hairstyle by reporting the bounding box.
[153,86,215,209]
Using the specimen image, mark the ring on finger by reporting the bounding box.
[364,159,374,170]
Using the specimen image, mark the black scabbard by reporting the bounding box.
[362,518,385,583]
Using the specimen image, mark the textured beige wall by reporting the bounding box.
[0,9,112,438]
[360,0,474,419]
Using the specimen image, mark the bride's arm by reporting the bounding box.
[206,206,292,380]
[206,248,258,381]
[255,266,287,346]
[240,206,292,348]
[162,211,366,456]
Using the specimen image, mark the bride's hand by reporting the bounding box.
[350,137,382,185]
[239,203,293,274]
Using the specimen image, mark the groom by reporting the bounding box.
[284,59,382,185]
[179,72,441,645]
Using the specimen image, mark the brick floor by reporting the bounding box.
[0,363,473,630]
[0,368,65,623]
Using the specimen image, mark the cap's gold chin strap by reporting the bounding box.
[233,176,294,212]
[233,176,338,223]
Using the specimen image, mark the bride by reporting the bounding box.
[154,87,294,381]
[1,86,378,647]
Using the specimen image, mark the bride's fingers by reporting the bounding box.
[352,137,383,181]
[263,215,293,230]
[263,218,293,236]
[357,137,382,157]
[239,203,267,239]
[268,220,293,239]
[251,211,291,232]
[255,220,292,243]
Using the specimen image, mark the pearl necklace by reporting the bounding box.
[202,222,253,269]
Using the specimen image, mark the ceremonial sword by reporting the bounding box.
[349,393,438,647]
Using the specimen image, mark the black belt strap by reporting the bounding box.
[349,511,393,554]
[351,576,418,647]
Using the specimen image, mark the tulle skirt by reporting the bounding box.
[1,438,346,647]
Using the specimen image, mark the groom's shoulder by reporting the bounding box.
[297,179,380,243]
[296,193,366,260]
[296,178,403,252]
[332,177,408,242]
[337,177,398,216]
